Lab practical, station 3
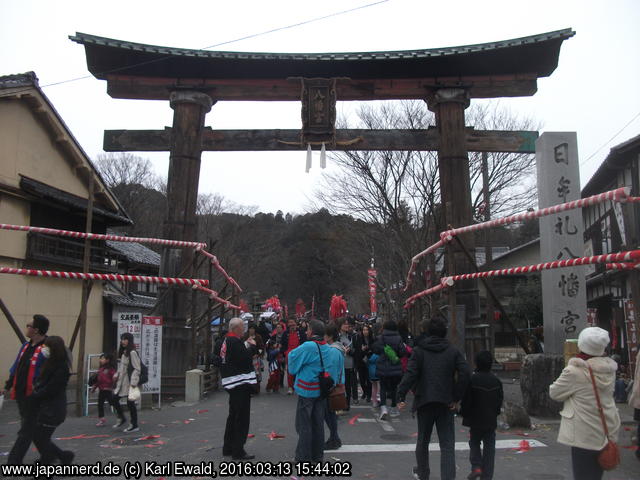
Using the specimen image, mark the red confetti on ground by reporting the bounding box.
[183,420,192,424]
[143,444,159,448]
[135,435,161,441]
[247,434,255,438]
[624,426,632,431]
[410,433,418,438]
[197,409,209,414]
[512,439,531,453]
[348,414,361,425]
[198,439,209,443]
[622,445,639,450]
[268,431,285,440]
[56,434,110,440]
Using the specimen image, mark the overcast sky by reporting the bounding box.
[2,0,639,215]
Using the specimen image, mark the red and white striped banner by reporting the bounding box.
[197,250,242,292]
[0,267,209,287]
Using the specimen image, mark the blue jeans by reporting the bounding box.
[469,428,496,479]
[415,403,456,480]
[295,396,326,462]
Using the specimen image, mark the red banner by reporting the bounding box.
[624,300,638,371]
[368,268,377,315]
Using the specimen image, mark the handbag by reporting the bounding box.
[587,365,620,470]
[315,343,334,397]
[128,385,141,403]
[315,343,347,411]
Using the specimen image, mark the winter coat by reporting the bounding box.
[372,329,407,378]
[6,340,47,400]
[549,356,620,450]
[628,359,640,409]
[114,350,141,398]
[281,328,307,354]
[397,335,470,410]
[219,333,257,391]
[287,340,344,398]
[31,360,70,427]
[460,371,503,430]
[96,366,117,391]
[339,332,356,369]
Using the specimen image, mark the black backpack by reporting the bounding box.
[127,351,149,385]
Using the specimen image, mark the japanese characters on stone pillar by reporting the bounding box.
[536,133,587,355]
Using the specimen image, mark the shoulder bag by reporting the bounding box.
[316,343,347,411]
[588,365,620,470]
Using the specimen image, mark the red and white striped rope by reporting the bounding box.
[0,223,207,249]
[0,267,210,286]
[440,187,630,240]
[197,250,242,293]
[194,285,241,310]
[404,187,631,292]
[404,250,640,308]
[606,262,640,271]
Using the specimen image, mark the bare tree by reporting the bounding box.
[314,100,540,322]
[95,152,162,189]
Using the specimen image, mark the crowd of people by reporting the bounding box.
[2,312,639,480]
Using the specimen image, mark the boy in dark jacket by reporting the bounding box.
[460,350,503,480]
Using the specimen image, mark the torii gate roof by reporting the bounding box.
[70,29,574,101]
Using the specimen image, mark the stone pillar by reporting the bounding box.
[161,91,213,336]
[426,89,480,351]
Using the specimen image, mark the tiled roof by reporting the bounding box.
[70,29,574,80]
[20,176,132,225]
[106,240,160,267]
[0,71,39,88]
[105,293,156,309]
[435,246,511,271]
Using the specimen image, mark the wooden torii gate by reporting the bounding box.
[71,28,574,350]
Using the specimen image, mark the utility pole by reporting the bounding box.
[482,152,495,353]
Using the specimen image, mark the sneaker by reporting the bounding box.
[123,424,140,433]
[95,418,106,427]
[324,439,342,450]
[390,407,400,417]
[467,468,482,480]
[112,418,126,429]
[353,398,360,405]
[379,406,389,421]
[287,388,293,395]
[412,466,425,480]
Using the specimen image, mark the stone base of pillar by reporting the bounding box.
[520,353,564,417]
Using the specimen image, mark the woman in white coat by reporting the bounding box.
[113,332,141,433]
[549,327,620,480]
[628,353,640,460]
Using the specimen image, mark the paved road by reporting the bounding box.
[1,380,638,479]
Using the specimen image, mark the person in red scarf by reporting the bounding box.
[281,317,307,394]
[2,314,49,464]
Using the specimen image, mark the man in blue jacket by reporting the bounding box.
[288,320,344,462]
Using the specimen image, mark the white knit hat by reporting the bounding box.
[577,327,610,356]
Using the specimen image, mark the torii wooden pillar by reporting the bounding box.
[161,91,213,324]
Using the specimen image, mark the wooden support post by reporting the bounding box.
[482,152,495,353]
[0,297,27,344]
[161,91,213,328]
[427,89,479,352]
[76,176,94,417]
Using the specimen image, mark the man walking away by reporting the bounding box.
[2,314,49,464]
[460,351,503,480]
[288,320,343,462]
[219,317,257,460]
[398,317,470,480]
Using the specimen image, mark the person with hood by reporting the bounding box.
[220,317,257,460]
[2,314,50,464]
[460,350,503,480]
[30,335,74,465]
[397,317,470,480]
[288,320,343,462]
[549,327,621,480]
[372,319,407,420]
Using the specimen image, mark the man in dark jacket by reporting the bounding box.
[2,314,49,465]
[372,320,407,420]
[460,351,503,480]
[398,317,470,480]
[219,317,257,460]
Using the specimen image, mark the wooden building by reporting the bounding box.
[0,72,131,377]
[582,133,640,364]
